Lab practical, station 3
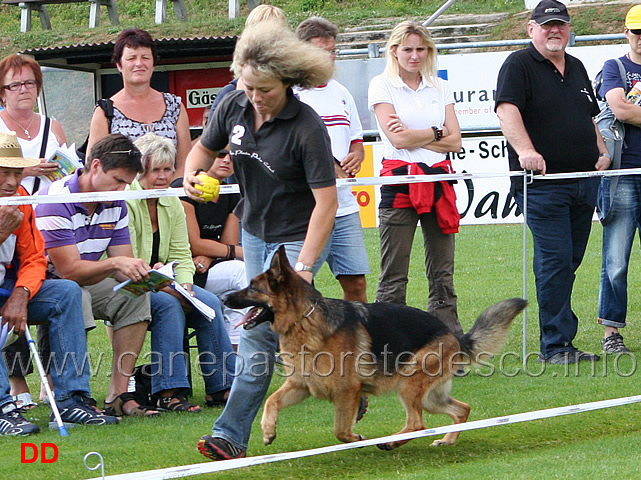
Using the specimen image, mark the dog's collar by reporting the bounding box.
[284,301,318,335]
[302,302,317,318]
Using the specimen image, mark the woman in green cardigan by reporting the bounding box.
[126,133,235,409]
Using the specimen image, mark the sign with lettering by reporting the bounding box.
[186,88,222,109]
[361,136,520,227]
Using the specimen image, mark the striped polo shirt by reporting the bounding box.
[35,169,130,278]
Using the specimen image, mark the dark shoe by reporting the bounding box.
[198,435,246,461]
[542,350,600,365]
[545,352,574,364]
[51,393,119,429]
[355,395,368,424]
[157,390,201,413]
[205,389,230,407]
[575,351,601,362]
[0,403,40,436]
[602,333,630,353]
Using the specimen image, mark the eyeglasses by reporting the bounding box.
[629,29,641,35]
[533,20,570,30]
[105,149,142,162]
[3,80,38,92]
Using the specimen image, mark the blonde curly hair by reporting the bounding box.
[231,20,334,89]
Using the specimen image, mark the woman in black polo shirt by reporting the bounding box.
[183,21,338,460]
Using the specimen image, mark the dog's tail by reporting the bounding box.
[458,298,527,362]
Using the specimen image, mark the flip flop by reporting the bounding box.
[104,392,160,418]
[13,392,38,410]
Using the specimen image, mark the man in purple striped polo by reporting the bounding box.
[35,134,159,418]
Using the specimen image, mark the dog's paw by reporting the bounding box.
[376,442,396,451]
[431,439,454,447]
[263,432,276,445]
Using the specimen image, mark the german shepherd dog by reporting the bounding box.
[227,246,526,450]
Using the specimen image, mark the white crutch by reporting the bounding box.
[23,326,68,437]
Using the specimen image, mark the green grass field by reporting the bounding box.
[2,222,641,479]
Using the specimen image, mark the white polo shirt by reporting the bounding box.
[295,80,363,217]
[368,73,454,166]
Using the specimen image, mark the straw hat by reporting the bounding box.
[0,131,39,168]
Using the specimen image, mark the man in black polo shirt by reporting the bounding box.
[495,0,610,365]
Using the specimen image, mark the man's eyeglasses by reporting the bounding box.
[105,149,142,162]
[3,80,38,92]
[629,29,641,35]
[537,21,570,30]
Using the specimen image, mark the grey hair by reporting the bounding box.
[134,132,176,179]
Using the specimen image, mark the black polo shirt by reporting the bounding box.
[201,89,335,243]
[495,44,600,190]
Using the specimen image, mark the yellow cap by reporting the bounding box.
[625,5,641,30]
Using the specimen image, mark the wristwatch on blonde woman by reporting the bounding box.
[432,126,443,142]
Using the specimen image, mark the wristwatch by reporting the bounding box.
[294,262,313,273]
[432,126,443,142]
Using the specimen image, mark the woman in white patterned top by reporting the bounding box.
[86,29,191,178]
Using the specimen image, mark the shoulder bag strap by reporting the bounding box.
[31,116,51,194]
[608,58,626,204]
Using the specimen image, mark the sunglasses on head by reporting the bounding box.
[105,149,142,162]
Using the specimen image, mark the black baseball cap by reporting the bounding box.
[531,0,570,25]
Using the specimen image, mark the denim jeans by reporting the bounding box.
[205,260,248,345]
[148,286,234,395]
[514,177,599,358]
[598,175,641,329]
[211,229,330,451]
[325,212,370,276]
[0,279,90,408]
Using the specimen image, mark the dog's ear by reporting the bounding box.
[267,246,292,290]
[270,245,292,276]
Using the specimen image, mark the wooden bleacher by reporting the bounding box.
[2,0,188,32]
[1,0,118,32]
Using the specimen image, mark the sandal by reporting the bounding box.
[205,388,230,407]
[156,390,201,413]
[13,392,37,410]
[104,392,160,418]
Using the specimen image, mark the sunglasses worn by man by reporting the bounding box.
[106,149,142,162]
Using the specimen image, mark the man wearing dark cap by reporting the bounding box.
[596,4,641,354]
[495,0,610,364]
